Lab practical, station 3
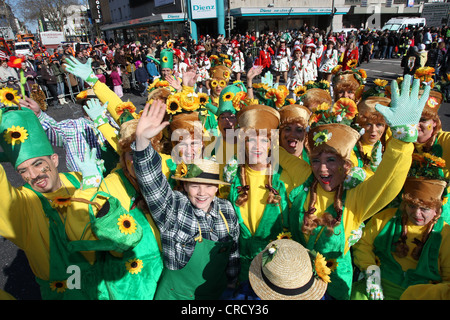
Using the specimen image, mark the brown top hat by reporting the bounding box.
[169,111,203,136]
[279,104,311,128]
[302,88,332,111]
[403,177,447,207]
[237,104,280,131]
[357,96,391,116]
[308,123,361,160]
[419,90,443,117]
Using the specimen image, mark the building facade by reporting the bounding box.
[94,0,436,43]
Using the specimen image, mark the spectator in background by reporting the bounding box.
[135,60,150,97]
[40,57,59,107]
[0,59,18,82]
[50,57,69,105]
[110,63,123,98]
[21,61,37,97]
[418,43,428,68]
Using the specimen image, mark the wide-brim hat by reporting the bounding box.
[403,177,447,206]
[0,107,54,169]
[357,96,391,116]
[249,239,328,300]
[334,71,360,90]
[171,158,230,185]
[279,104,311,128]
[308,123,360,160]
[237,104,280,131]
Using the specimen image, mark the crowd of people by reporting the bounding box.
[0,23,449,301]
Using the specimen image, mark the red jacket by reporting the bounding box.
[255,47,274,68]
[342,48,359,71]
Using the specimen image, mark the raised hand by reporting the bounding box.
[64,56,98,87]
[135,99,169,151]
[83,99,109,128]
[182,64,199,88]
[375,74,430,142]
[74,145,104,190]
[18,96,42,116]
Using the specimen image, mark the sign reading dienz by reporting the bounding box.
[191,0,217,19]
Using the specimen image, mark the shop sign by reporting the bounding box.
[191,0,217,19]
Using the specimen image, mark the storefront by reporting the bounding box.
[100,13,187,44]
[230,7,350,35]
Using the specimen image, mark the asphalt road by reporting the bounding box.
[1,57,450,299]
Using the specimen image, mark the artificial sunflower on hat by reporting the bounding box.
[115,101,136,116]
[361,78,389,100]
[0,87,19,106]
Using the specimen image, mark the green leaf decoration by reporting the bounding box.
[185,163,204,179]
[261,244,277,267]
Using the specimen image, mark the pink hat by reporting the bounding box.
[135,60,142,67]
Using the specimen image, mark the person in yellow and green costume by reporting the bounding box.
[283,74,431,300]
[351,153,450,300]
[0,104,163,300]
[222,104,297,299]
[132,100,240,300]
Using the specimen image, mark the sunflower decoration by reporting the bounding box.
[361,78,389,100]
[309,250,332,283]
[409,152,448,182]
[285,98,296,105]
[331,64,342,75]
[117,214,138,235]
[374,79,388,88]
[224,59,232,68]
[0,87,19,106]
[293,85,307,98]
[232,91,247,112]
[166,40,174,49]
[126,258,144,274]
[166,94,182,115]
[222,91,235,102]
[174,162,188,178]
[3,125,29,145]
[51,196,72,208]
[414,67,435,88]
[347,59,358,70]
[276,231,292,240]
[115,101,136,116]
[50,280,67,293]
[7,56,24,69]
[198,92,209,106]
[180,92,200,112]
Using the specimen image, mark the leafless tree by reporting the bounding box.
[15,0,80,32]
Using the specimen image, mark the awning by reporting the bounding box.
[230,7,350,17]
[100,13,186,31]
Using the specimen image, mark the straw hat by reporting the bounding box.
[171,158,230,185]
[249,239,328,300]
[209,65,231,82]
[169,112,203,137]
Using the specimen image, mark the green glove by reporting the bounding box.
[64,56,98,87]
[343,166,367,190]
[375,74,430,142]
[74,146,104,190]
[84,99,109,128]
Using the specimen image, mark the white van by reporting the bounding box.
[382,17,426,32]
[14,41,32,56]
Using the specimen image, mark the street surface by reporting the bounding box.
[1,58,449,299]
